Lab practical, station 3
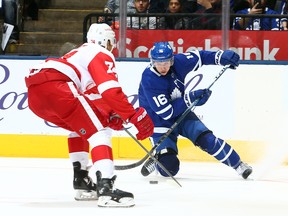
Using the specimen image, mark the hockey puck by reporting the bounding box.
[149,180,158,184]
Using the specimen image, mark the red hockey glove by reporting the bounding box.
[129,107,154,140]
[109,114,124,131]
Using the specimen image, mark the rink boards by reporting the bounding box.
[0,58,287,163]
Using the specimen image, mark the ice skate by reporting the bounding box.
[141,157,156,176]
[236,162,253,179]
[96,171,134,207]
[73,161,97,201]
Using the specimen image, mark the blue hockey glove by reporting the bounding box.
[216,50,239,68]
[184,89,212,107]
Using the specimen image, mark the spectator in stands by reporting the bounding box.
[266,0,277,10]
[233,0,277,11]
[127,0,157,29]
[148,0,169,13]
[279,0,287,13]
[2,0,19,44]
[98,0,136,25]
[103,0,136,13]
[279,0,287,30]
[182,0,198,13]
[233,0,250,12]
[233,0,282,30]
[158,0,192,29]
[35,0,50,9]
[24,0,38,20]
[189,0,222,30]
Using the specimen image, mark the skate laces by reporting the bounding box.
[97,172,117,193]
[141,157,156,176]
[145,158,156,172]
[84,176,95,187]
[110,175,117,192]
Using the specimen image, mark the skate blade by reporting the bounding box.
[74,190,98,201]
[97,196,135,208]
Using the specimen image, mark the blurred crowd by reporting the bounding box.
[0,0,287,50]
[0,0,48,44]
[100,0,287,30]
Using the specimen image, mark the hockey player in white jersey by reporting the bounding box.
[139,41,253,179]
[25,23,154,207]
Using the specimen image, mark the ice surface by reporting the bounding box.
[0,158,287,216]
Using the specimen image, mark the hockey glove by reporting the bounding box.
[216,50,240,68]
[109,114,124,131]
[129,107,154,140]
[184,89,212,107]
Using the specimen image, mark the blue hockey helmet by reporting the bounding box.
[150,42,174,66]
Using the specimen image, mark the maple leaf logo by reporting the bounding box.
[170,87,182,101]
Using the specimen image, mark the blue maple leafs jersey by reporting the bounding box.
[233,7,282,30]
[138,49,218,135]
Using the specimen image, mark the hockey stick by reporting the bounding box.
[123,128,182,187]
[114,64,232,170]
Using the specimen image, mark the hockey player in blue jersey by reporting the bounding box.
[139,41,253,179]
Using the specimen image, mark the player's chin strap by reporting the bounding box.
[114,64,233,171]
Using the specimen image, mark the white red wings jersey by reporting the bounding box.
[29,43,136,121]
